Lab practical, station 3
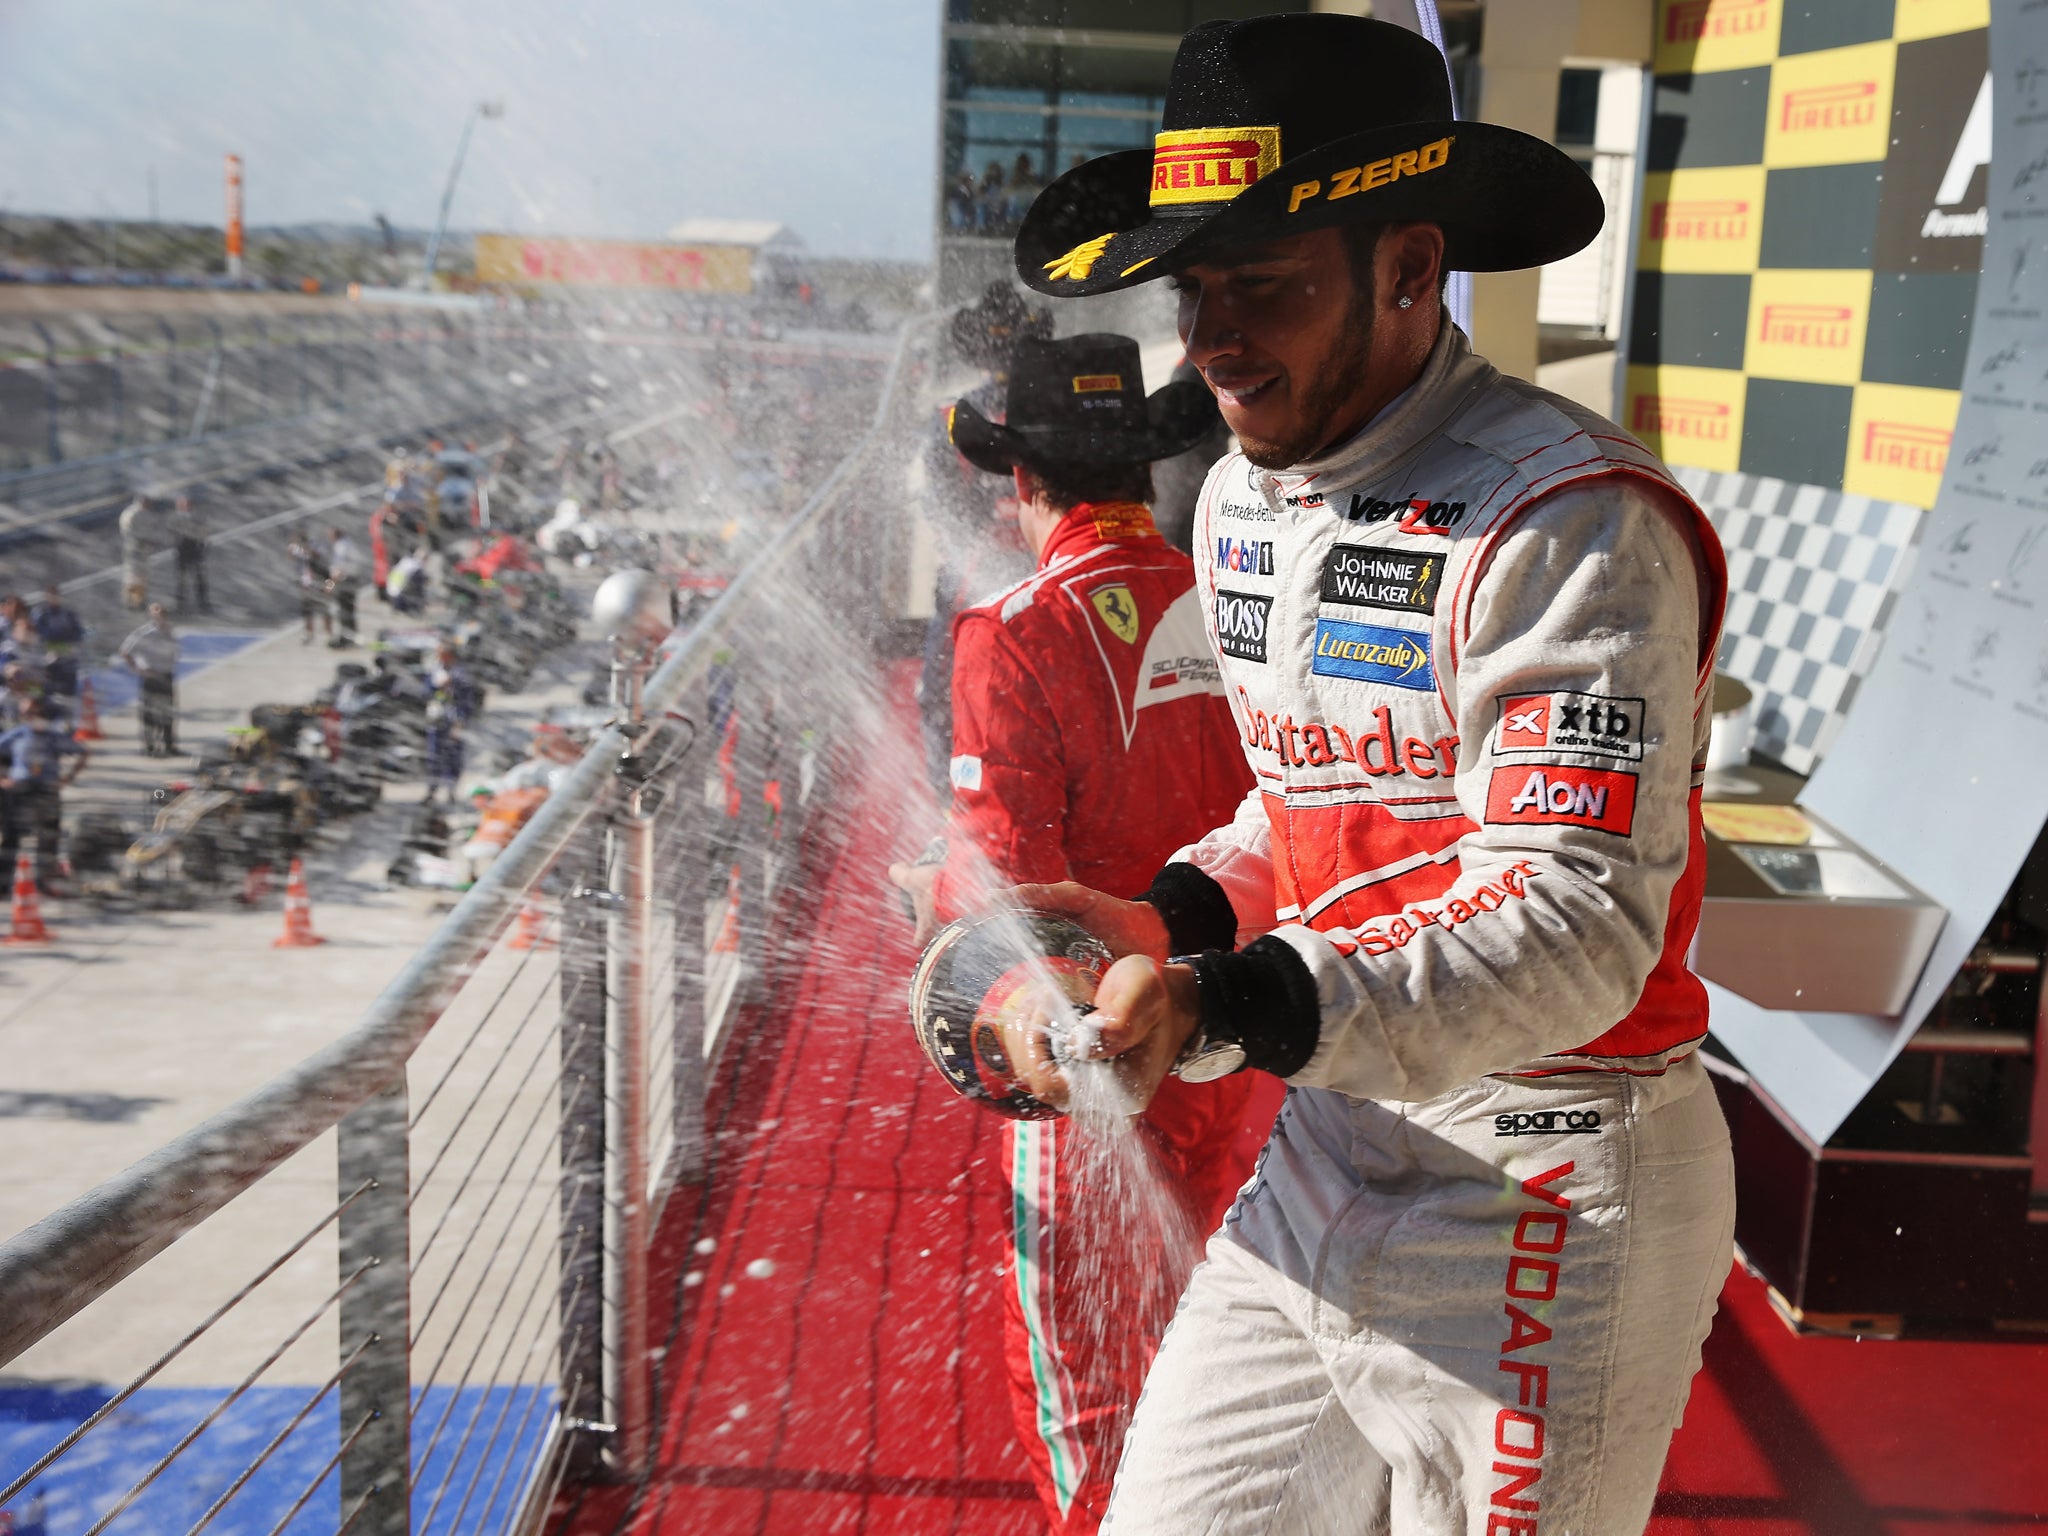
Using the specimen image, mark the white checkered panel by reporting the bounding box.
[1675,467,1927,775]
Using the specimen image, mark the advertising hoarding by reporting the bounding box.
[474,234,753,294]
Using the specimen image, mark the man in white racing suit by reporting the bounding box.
[998,13,1738,1533]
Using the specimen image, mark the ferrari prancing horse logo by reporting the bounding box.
[1089,584,1140,644]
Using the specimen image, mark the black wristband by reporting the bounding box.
[1137,862,1238,956]
[1190,938,1320,1079]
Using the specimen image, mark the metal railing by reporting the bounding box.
[0,314,930,1536]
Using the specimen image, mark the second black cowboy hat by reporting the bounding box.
[949,334,1217,475]
[1014,13,1603,298]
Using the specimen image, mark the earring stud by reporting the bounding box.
[1397,295,1414,310]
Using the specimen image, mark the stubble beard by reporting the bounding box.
[1232,277,1379,471]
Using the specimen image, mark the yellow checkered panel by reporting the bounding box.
[1625,0,1987,510]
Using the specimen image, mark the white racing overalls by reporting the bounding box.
[1105,324,1737,1535]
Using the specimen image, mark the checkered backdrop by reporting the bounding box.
[1622,0,1986,774]
[1626,0,1989,505]
[1677,466,1927,773]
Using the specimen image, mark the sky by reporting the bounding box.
[0,0,943,259]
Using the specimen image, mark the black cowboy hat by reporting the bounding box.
[1015,13,1603,299]
[949,280,1053,369]
[949,334,1218,475]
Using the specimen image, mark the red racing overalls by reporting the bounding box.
[933,499,1284,1535]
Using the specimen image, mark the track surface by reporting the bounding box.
[553,670,2048,1536]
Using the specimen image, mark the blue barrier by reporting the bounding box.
[0,1382,556,1536]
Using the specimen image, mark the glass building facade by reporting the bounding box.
[935,0,1308,298]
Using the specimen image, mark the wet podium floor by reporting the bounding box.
[555,675,2048,1536]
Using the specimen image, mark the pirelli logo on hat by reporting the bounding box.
[1071,373,1123,394]
[1149,126,1282,207]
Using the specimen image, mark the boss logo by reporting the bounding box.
[1494,1109,1603,1138]
[1214,589,1271,663]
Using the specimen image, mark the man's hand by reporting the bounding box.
[1086,955,1201,1106]
[989,955,1200,1117]
[1008,882,1170,962]
[887,859,941,946]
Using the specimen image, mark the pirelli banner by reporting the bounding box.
[474,234,754,295]
[1623,0,1989,509]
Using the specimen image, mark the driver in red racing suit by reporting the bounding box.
[893,333,1284,1535]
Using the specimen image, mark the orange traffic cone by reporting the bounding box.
[507,898,556,951]
[74,680,104,742]
[272,858,326,948]
[4,854,53,945]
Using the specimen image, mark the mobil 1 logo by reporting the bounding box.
[1321,546,1441,614]
[1214,589,1271,663]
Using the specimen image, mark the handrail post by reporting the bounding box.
[337,1079,412,1536]
[670,717,709,1185]
[608,804,655,1477]
[556,824,609,1480]
[601,617,658,1479]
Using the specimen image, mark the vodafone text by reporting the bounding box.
[1492,1161,1574,1535]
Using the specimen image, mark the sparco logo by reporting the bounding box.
[1345,494,1468,534]
[1216,537,1275,575]
[1494,1109,1602,1138]
[1214,589,1271,663]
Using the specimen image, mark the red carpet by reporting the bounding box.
[554,671,2048,1536]
[1654,1263,2048,1533]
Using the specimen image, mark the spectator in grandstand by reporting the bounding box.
[387,544,432,616]
[977,160,1008,231]
[1004,152,1042,227]
[118,494,163,610]
[116,602,180,758]
[0,696,88,894]
[435,444,482,529]
[369,501,395,602]
[0,668,38,732]
[1,617,48,720]
[946,172,978,231]
[423,639,482,803]
[916,283,1050,794]
[287,532,333,646]
[170,495,211,615]
[326,527,364,647]
[29,585,85,722]
[497,427,529,474]
[890,334,1266,1536]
